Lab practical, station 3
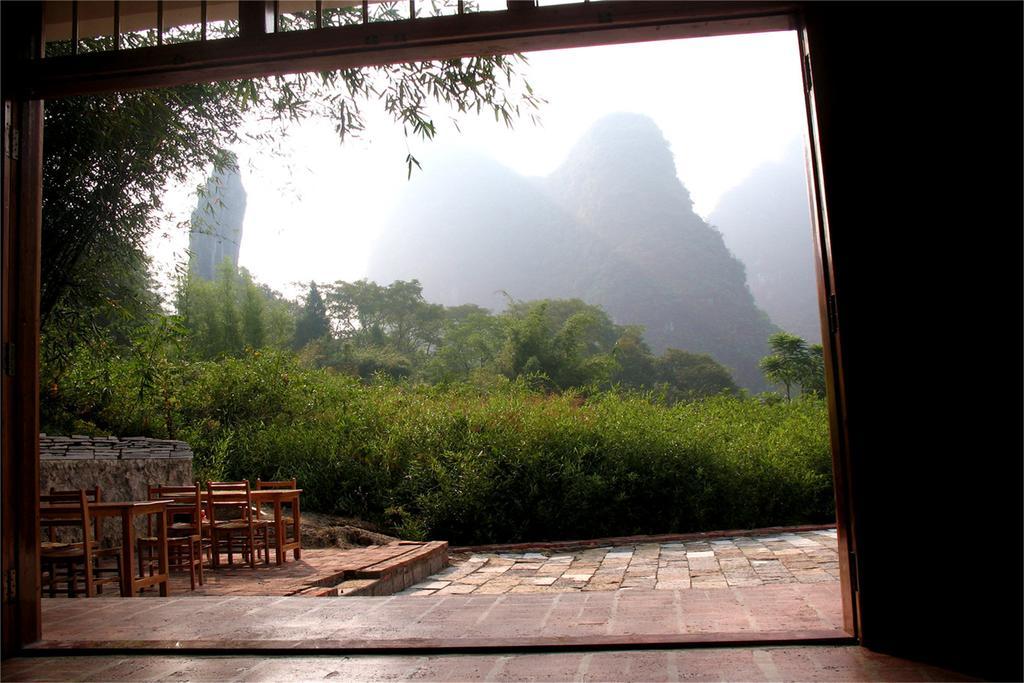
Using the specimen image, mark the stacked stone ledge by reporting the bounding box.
[40,434,193,461]
[40,434,196,540]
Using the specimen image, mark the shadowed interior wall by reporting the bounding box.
[804,3,1023,680]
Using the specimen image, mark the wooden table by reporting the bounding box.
[252,489,302,565]
[41,500,171,597]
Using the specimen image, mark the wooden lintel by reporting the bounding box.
[19,1,797,97]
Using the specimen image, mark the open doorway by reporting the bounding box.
[2,0,856,655]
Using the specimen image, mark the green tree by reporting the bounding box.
[497,300,617,389]
[293,282,331,350]
[217,261,243,353]
[610,326,657,389]
[42,314,190,439]
[759,332,824,400]
[176,261,295,358]
[425,305,507,383]
[241,283,266,350]
[504,298,621,355]
[324,279,444,355]
[654,349,738,403]
[802,344,827,397]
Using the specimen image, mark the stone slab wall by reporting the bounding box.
[41,435,195,545]
[40,434,194,504]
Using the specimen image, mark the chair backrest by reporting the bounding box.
[40,489,94,551]
[255,478,297,490]
[206,480,254,525]
[48,486,101,503]
[207,481,248,491]
[43,487,101,542]
[148,483,202,533]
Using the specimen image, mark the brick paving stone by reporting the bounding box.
[719,557,752,570]
[435,584,477,595]
[725,578,763,588]
[461,574,496,585]
[431,529,839,596]
[530,577,559,585]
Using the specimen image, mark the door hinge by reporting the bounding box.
[3,569,16,604]
[848,551,859,593]
[803,53,814,92]
[2,342,14,376]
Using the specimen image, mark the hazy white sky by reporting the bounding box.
[149,30,808,299]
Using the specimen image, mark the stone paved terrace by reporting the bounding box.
[400,529,839,596]
[35,529,848,661]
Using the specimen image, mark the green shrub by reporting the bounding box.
[45,350,834,545]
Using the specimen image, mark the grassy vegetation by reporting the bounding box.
[47,350,834,545]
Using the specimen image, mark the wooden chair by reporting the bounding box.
[43,486,102,548]
[39,490,123,597]
[138,483,205,591]
[41,487,110,597]
[206,480,270,569]
[255,478,297,490]
[254,478,297,520]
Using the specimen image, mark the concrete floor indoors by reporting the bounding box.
[2,646,973,681]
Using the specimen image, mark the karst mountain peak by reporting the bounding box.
[369,114,779,390]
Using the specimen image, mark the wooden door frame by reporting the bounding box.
[1,0,859,655]
[2,0,45,655]
[797,23,859,639]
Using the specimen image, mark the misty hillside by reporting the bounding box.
[369,148,594,310]
[368,113,777,390]
[709,141,820,342]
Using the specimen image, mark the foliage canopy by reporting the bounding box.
[759,331,825,399]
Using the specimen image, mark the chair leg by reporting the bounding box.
[45,560,57,598]
[187,542,196,591]
[211,530,219,569]
[138,545,146,584]
[248,529,256,569]
[197,543,204,586]
[116,554,126,598]
[84,554,95,598]
[67,560,77,598]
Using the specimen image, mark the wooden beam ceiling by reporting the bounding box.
[21,1,796,97]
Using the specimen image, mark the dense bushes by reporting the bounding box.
[44,350,834,545]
